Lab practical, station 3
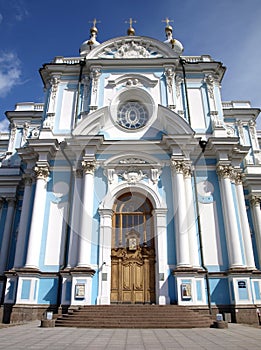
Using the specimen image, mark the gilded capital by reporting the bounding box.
[250,196,261,207]
[81,160,96,175]
[232,170,243,185]
[183,163,192,178]
[171,160,185,174]
[216,164,233,179]
[34,166,50,180]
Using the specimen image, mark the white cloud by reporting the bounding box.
[0,51,22,97]
[13,0,29,22]
[0,117,10,132]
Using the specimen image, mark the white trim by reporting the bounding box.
[97,181,169,305]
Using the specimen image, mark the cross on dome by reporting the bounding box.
[125,18,137,36]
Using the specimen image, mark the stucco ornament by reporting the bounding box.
[119,170,147,184]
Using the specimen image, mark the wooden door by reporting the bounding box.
[110,246,155,304]
[111,192,155,304]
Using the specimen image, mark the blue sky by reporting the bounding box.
[0,0,261,130]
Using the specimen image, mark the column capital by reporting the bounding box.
[183,163,192,178]
[232,169,243,185]
[6,197,16,206]
[22,173,34,186]
[81,160,96,175]
[250,195,261,207]
[216,164,233,179]
[74,168,83,178]
[171,159,186,174]
[34,165,49,180]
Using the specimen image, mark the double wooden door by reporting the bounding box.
[110,245,155,304]
[110,192,156,304]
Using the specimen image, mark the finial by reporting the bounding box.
[162,17,174,37]
[86,18,100,47]
[125,18,137,36]
[89,18,100,34]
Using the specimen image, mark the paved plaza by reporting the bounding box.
[0,321,261,349]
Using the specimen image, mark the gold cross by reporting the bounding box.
[125,18,137,27]
[162,17,174,26]
[89,18,101,27]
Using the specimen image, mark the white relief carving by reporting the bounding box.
[43,113,54,129]
[106,168,115,184]
[31,127,40,139]
[22,122,30,143]
[126,78,139,87]
[114,41,151,58]
[175,74,183,98]
[236,120,245,144]
[205,74,215,99]
[164,68,174,94]
[249,119,259,149]
[119,158,147,164]
[119,170,147,184]
[226,126,235,137]
[211,111,223,128]
[151,168,161,184]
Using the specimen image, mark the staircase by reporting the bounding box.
[55,305,213,328]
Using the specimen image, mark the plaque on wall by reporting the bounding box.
[75,284,85,298]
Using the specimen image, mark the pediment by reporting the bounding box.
[73,105,194,137]
[87,36,179,59]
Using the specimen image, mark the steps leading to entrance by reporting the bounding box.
[55,305,213,328]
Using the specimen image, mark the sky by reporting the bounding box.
[0,0,261,131]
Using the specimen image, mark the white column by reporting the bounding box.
[97,209,113,305]
[77,160,96,267]
[154,208,169,304]
[217,165,244,268]
[171,160,190,267]
[184,165,201,268]
[67,169,83,268]
[234,172,256,269]
[25,165,49,269]
[13,175,34,268]
[250,196,261,267]
[0,198,16,274]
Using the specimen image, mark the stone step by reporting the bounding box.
[55,305,213,328]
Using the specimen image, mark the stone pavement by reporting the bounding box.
[0,321,261,349]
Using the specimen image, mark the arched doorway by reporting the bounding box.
[110,192,156,304]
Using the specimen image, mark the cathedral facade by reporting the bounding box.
[0,21,261,324]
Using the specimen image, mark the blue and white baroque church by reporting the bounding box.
[1,20,261,324]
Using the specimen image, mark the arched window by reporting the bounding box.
[112,192,154,249]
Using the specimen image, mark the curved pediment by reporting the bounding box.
[73,105,194,138]
[86,36,180,59]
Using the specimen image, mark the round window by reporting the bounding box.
[117,101,148,129]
